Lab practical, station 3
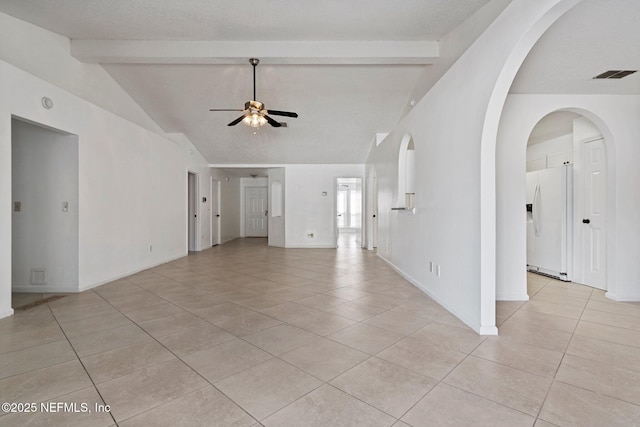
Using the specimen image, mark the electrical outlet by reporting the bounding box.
[62,201,69,212]
[307,232,314,238]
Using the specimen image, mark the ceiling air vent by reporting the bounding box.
[593,70,637,79]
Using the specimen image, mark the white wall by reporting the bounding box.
[0,13,163,135]
[0,33,212,317]
[268,168,286,247]
[401,0,511,118]
[168,133,213,251]
[12,119,79,293]
[366,0,579,334]
[497,94,640,303]
[284,165,364,248]
[213,173,241,244]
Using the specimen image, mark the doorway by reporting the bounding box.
[245,187,268,237]
[525,112,607,290]
[11,117,79,295]
[336,177,362,248]
[366,169,378,250]
[211,178,220,246]
[187,172,198,251]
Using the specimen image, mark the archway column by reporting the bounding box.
[479,0,582,334]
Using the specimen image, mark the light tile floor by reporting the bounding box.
[2,238,640,426]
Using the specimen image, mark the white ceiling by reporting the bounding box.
[0,0,490,41]
[528,111,580,146]
[511,0,640,94]
[1,0,639,168]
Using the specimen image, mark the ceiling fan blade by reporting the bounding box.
[210,109,243,112]
[263,115,282,127]
[227,115,246,126]
[267,110,298,118]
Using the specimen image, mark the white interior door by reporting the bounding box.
[211,178,220,246]
[583,138,607,290]
[187,172,198,251]
[245,187,268,237]
[372,174,378,249]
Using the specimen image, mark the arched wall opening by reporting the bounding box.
[397,134,416,210]
[496,102,618,303]
[479,0,583,333]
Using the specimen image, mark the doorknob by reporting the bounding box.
[582,218,591,224]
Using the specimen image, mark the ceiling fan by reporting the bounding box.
[209,58,298,128]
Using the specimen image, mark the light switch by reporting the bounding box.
[14,201,21,212]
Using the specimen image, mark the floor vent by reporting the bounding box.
[593,70,637,79]
[30,268,47,285]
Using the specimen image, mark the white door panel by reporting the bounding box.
[211,179,220,246]
[245,187,268,237]
[583,139,607,290]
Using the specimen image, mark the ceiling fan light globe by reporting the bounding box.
[243,112,267,128]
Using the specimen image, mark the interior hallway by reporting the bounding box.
[2,239,640,426]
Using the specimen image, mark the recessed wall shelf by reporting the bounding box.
[391,207,416,213]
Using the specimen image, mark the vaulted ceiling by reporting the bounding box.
[1,0,639,166]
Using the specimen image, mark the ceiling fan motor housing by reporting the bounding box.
[245,100,264,112]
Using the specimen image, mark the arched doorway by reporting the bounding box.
[496,103,617,304]
[525,111,608,291]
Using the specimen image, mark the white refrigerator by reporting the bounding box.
[526,164,572,281]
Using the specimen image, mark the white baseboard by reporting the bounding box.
[606,291,640,302]
[496,293,529,302]
[285,245,337,249]
[78,252,187,292]
[376,253,491,335]
[219,237,239,245]
[479,325,499,335]
[0,308,14,319]
[12,285,78,293]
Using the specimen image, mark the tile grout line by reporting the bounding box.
[92,282,262,425]
[45,300,120,427]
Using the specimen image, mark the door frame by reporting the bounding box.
[210,177,220,246]
[244,186,268,237]
[334,176,364,248]
[576,137,607,290]
[187,171,199,252]
[366,168,378,250]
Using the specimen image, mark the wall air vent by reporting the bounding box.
[30,268,47,285]
[593,70,637,79]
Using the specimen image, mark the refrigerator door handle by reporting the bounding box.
[532,184,541,237]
